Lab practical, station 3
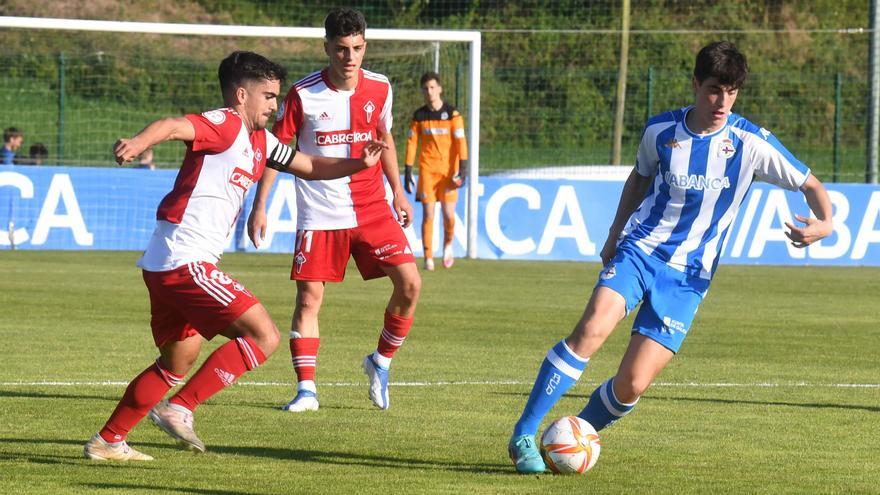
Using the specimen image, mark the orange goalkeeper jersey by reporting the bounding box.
[405,102,468,176]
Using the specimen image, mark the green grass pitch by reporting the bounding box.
[0,251,877,494]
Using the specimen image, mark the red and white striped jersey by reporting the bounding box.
[274,68,393,230]
[138,108,279,271]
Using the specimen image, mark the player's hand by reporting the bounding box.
[361,140,389,167]
[599,235,618,266]
[404,165,415,194]
[453,160,467,188]
[452,171,465,188]
[247,207,267,249]
[113,138,146,166]
[785,214,832,248]
[393,191,413,228]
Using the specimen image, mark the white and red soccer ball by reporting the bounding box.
[540,416,601,474]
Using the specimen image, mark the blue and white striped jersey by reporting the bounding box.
[621,107,811,280]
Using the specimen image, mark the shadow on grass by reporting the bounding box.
[83,483,257,495]
[209,444,510,474]
[0,389,116,402]
[655,395,880,413]
[0,437,512,475]
[496,391,880,413]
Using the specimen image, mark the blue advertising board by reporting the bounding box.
[1,165,879,266]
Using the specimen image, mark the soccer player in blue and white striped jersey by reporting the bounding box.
[508,41,833,474]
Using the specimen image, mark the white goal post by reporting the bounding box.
[0,16,482,258]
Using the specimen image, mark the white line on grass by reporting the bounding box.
[1,380,878,388]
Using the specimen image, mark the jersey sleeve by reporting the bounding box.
[272,88,304,145]
[378,84,393,134]
[635,126,660,177]
[452,110,469,162]
[185,109,240,153]
[405,116,419,166]
[748,127,811,191]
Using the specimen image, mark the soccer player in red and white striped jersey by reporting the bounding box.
[83,51,387,461]
[248,8,420,413]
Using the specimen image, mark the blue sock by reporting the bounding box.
[513,340,589,437]
[577,377,638,431]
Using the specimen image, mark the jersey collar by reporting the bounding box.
[321,68,363,92]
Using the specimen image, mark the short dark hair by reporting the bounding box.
[218,51,287,97]
[420,71,441,87]
[693,41,749,89]
[324,8,367,40]
[4,127,22,143]
[29,143,48,160]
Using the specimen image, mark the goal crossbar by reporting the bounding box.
[0,16,482,258]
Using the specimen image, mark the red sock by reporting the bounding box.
[376,310,414,358]
[170,337,266,412]
[291,337,320,382]
[99,359,183,443]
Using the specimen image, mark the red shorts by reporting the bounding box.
[291,215,416,282]
[142,261,260,347]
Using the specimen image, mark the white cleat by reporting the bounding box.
[423,258,435,271]
[443,245,454,269]
[148,400,206,453]
[362,354,390,410]
[83,434,153,461]
[281,390,319,412]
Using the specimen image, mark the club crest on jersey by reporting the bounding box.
[664,138,681,149]
[276,102,285,121]
[600,264,616,280]
[202,110,227,125]
[254,148,263,164]
[364,100,376,123]
[441,111,449,120]
[294,251,307,274]
[718,138,736,159]
[229,167,256,191]
[760,127,771,140]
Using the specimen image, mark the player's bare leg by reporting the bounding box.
[510,286,626,473]
[565,287,628,358]
[441,201,456,269]
[612,334,674,403]
[284,280,325,412]
[577,333,673,432]
[363,262,421,410]
[153,304,279,452]
[421,201,437,271]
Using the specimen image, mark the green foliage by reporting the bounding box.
[0,1,873,180]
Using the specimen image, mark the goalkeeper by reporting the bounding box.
[404,71,469,270]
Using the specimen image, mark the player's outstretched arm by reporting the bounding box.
[113,117,195,165]
[785,174,833,248]
[270,140,388,179]
[599,168,653,265]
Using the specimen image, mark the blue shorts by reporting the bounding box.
[595,244,710,353]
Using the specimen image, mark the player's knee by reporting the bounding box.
[400,272,422,303]
[296,291,323,315]
[613,373,648,403]
[247,321,280,356]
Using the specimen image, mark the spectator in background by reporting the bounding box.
[28,143,48,165]
[136,147,155,170]
[2,127,23,165]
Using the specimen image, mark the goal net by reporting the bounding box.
[0,17,481,254]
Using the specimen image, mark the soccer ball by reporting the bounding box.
[540,416,601,474]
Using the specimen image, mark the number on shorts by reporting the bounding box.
[296,230,314,253]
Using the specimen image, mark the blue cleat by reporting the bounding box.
[508,434,546,474]
[362,354,390,410]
